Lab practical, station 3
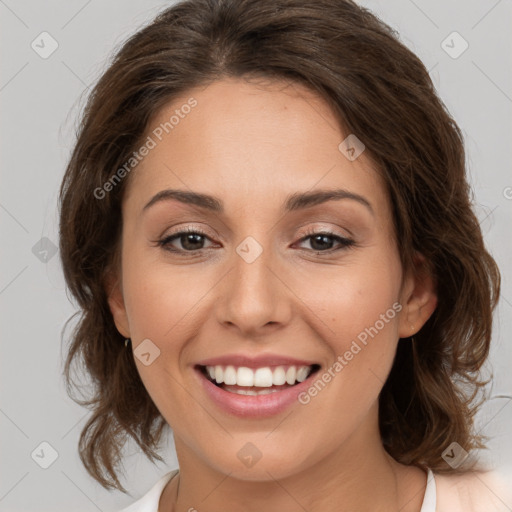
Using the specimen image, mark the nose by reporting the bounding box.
[215,239,293,339]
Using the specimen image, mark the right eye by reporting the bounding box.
[157,227,216,254]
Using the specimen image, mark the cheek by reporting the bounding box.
[293,297,400,447]
[298,255,402,350]
[120,249,217,409]
[122,248,210,342]
[120,258,203,426]
[294,253,402,408]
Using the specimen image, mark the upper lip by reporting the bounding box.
[195,354,318,369]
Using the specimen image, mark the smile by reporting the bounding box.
[194,359,321,417]
[203,364,317,393]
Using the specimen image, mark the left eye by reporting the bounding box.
[296,232,355,252]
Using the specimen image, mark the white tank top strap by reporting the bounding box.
[419,468,437,512]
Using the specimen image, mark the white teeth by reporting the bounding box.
[223,365,237,385]
[285,366,297,385]
[204,364,313,387]
[296,366,310,382]
[225,387,281,395]
[254,368,273,387]
[237,367,254,386]
[272,366,286,385]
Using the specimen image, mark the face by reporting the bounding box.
[107,77,437,481]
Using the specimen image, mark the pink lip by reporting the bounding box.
[194,366,319,418]
[195,354,317,369]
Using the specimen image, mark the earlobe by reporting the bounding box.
[104,272,131,338]
[398,252,438,338]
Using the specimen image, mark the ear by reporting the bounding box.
[398,252,438,338]
[104,271,131,339]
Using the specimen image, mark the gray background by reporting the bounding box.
[1,1,511,510]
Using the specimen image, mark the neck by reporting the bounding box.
[160,414,427,512]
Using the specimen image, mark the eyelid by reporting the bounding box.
[160,223,218,240]
[297,223,353,239]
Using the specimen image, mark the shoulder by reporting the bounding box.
[434,468,512,512]
[116,470,179,512]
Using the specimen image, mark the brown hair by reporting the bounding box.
[59,0,501,493]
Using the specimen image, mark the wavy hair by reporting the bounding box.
[58,0,501,492]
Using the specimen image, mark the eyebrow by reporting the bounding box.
[142,188,374,216]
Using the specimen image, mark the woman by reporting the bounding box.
[58,0,510,510]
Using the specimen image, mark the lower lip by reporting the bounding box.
[195,367,317,418]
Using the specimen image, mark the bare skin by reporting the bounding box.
[106,77,437,512]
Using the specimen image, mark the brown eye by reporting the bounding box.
[158,228,215,253]
[297,231,355,253]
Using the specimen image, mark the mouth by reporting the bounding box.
[194,362,321,417]
[198,363,321,395]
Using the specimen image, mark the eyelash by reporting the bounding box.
[156,226,356,256]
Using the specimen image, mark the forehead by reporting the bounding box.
[124,77,388,219]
